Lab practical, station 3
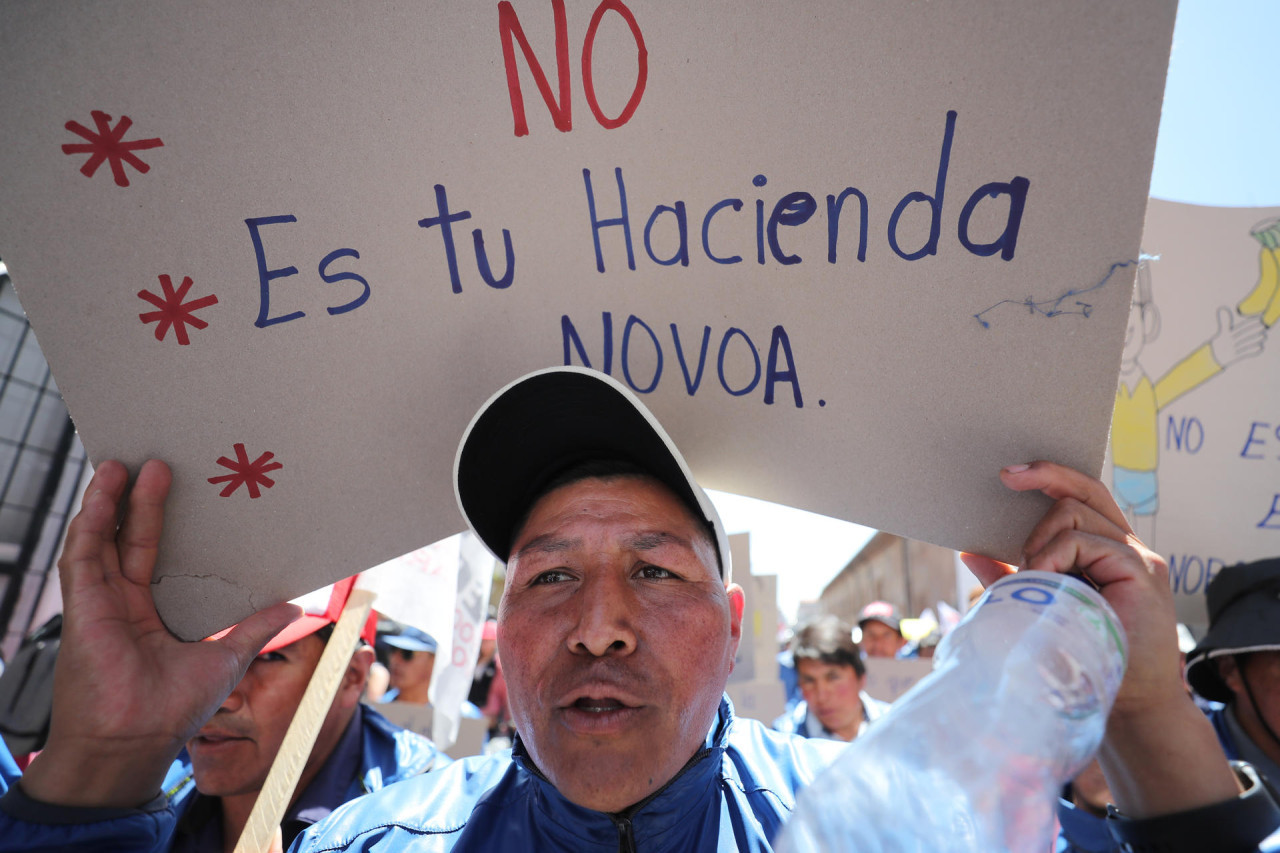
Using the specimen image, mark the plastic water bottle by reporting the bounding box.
[778,571,1127,853]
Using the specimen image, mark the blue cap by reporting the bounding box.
[381,626,438,654]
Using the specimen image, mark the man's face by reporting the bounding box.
[796,659,865,740]
[500,475,744,813]
[860,620,904,658]
[187,632,344,797]
[1221,651,1280,756]
[388,647,436,697]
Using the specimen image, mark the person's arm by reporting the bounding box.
[17,460,299,810]
[962,461,1241,818]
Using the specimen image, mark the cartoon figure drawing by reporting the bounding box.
[1112,254,1267,544]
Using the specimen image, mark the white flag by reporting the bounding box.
[432,533,495,749]
[356,532,494,749]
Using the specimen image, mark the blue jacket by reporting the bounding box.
[298,696,1280,853]
[0,703,447,852]
[293,697,846,852]
[772,693,891,741]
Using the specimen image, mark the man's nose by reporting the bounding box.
[219,681,247,713]
[567,572,637,657]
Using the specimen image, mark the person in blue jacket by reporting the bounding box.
[773,614,890,742]
[4,367,1280,852]
[1185,558,1280,799]
[0,575,447,852]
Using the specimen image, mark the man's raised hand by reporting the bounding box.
[965,461,1240,818]
[20,460,299,808]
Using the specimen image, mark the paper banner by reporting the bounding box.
[432,533,495,749]
[1111,200,1280,630]
[0,1,1176,638]
[357,532,493,748]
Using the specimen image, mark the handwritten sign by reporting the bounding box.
[1110,200,1280,630]
[0,1,1176,639]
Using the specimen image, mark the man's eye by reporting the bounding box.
[532,569,573,585]
[255,651,287,663]
[638,565,675,580]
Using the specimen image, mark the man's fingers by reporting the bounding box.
[1023,527,1168,592]
[117,460,173,586]
[1020,495,1133,561]
[57,460,131,588]
[216,602,303,671]
[1000,461,1132,535]
[959,552,1016,588]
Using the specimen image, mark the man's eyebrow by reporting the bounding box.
[513,534,579,558]
[626,531,695,552]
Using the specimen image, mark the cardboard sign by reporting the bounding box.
[725,679,786,726]
[0,2,1176,639]
[862,657,933,705]
[1111,200,1280,630]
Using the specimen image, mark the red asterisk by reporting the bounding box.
[208,444,283,499]
[62,110,164,187]
[138,275,218,345]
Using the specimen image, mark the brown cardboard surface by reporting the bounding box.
[0,1,1176,639]
[862,656,933,704]
[1110,200,1280,631]
[751,575,780,679]
[724,679,786,726]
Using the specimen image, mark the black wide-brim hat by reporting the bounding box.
[453,367,731,581]
[1185,557,1280,703]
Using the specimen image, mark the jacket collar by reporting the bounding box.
[507,697,734,847]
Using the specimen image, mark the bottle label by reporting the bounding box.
[966,571,1128,720]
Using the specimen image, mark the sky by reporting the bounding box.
[714,0,1280,626]
[1151,0,1280,207]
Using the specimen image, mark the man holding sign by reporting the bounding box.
[2,367,1279,852]
[0,571,446,852]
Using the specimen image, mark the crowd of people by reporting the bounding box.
[0,365,1278,851]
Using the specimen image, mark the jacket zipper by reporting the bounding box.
[615,816,636,853]
[608,747,713,851]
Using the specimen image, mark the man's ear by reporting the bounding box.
[725,583,746,669]
[1217,655,1245,697]
[339,645,376,710]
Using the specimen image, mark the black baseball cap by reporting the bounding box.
[1185,558,1280,703]
[453,367,732,581]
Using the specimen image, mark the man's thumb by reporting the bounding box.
[218,601,303,666]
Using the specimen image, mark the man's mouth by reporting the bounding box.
[192,731,251,748]
[558,692,644,734]
[572,696,628,713]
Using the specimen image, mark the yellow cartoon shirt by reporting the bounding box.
[1112,344,1220,471]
